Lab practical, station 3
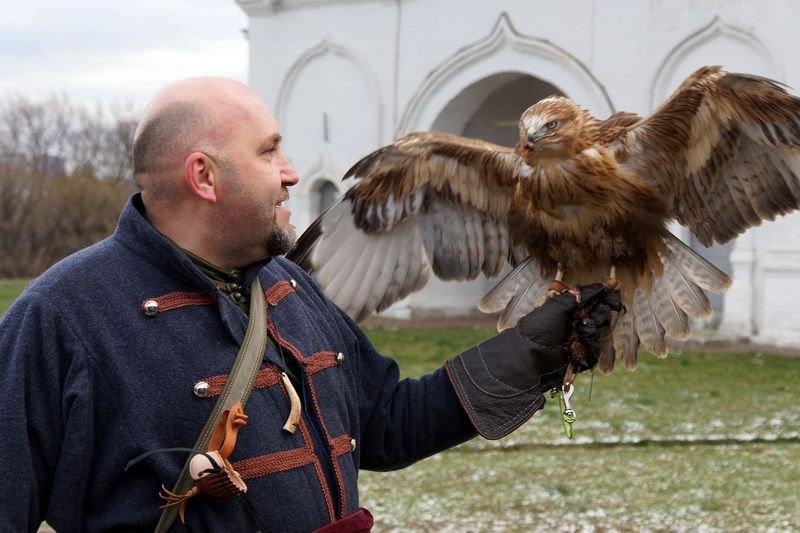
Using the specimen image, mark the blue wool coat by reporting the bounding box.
[0,194,476,532]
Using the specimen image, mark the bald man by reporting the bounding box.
[133,78,299,267]
[0,78,617,531]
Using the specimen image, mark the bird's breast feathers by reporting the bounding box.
[518,144,631,209]
[515,145,667,248]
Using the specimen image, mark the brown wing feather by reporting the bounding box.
[288,131,525,321]
[597,111,642,144]
[343,131,522,231]
[614,65,800,246]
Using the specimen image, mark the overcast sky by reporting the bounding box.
[0,0,249,109]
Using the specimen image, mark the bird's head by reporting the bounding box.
[516,96,597,160]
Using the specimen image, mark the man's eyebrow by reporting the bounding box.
[260,134,282,151]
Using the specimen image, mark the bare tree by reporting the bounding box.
[102,102,137,183]
[0,94,136,277]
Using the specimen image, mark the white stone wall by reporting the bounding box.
[237,0,800,346]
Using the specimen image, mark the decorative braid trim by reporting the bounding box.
[228,420,337,522]
[329,434,354,458]
[297,418,337,522]
[303,351,338,375]
[227,388,337,522]
[266,323,338,376]
[264,281,296,306]
[233,447,315,479]
[267,323,304,360]
[202,366,282,398]
[268,324,349,519]
[140,290,216,313]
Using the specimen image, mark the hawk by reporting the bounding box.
[288,66,800,372]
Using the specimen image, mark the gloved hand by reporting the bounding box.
[445,283,621,439]
[522,284,622,391]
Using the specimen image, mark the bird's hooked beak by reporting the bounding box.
[525,127,539,147]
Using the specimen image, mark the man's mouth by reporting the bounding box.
[276,188,290,208]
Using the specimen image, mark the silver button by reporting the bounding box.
[289,279,297,288]
[143,300,159,316]
[336,352,344,366]
[193,381,210,398]
[349,438,356,452]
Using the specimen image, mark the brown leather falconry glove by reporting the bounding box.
[445,284,621,439]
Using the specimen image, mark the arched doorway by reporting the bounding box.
[315,179,339,216]
[403,73,565,318]
[434,72,564,144]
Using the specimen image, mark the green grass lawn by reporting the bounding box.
[0,279,30,315]
[360,325,800,531]
[5,284,797,530]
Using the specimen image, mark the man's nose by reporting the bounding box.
[280,156,300,186]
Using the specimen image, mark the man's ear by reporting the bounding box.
[184,152,218,203]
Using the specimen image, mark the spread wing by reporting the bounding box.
[288,131,526,322]
[595,66,800,371]
[613,65,800,246]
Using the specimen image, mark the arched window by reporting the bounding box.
[316,180,339,216]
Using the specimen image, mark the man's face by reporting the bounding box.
[216,101,300,261]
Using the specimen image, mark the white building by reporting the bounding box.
[235,0,800,347]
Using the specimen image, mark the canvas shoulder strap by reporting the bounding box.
[155,277,268,532]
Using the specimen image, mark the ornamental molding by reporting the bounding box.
[298,148,346,196]
[651,16,781,107]
[236,0,375,17]
[398,11,614,135]
[275,35,384,146]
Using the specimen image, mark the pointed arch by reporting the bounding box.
[651,16,781,107]
[276,36,385,146]
[398,12,614,135]
[297,149,345,197]
[293,149,346,231]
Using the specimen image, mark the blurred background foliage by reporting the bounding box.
[0,94,136,277]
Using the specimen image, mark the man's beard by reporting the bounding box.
[267,221,296,256]
[217,155,296,258]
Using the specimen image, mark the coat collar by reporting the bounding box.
[112,193,271,291]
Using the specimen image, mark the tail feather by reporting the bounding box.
[596,343,615,374]
[596,310,620,373]
[633,286,668,357]
[662,259,712,319]
[478,256,537,313]
[664,233,731,292]
[652,269,691,340]
[611,306,639,371]
[496,276,550,331]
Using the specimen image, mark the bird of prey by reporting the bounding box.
[288,66,800,372]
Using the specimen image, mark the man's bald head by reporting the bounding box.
[129,76,298,267]
[132,77,261,192]
[132,101,209,178]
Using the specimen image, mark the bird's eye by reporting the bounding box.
[545,120,558,131]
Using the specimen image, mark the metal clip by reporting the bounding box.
[559,383,576,440]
